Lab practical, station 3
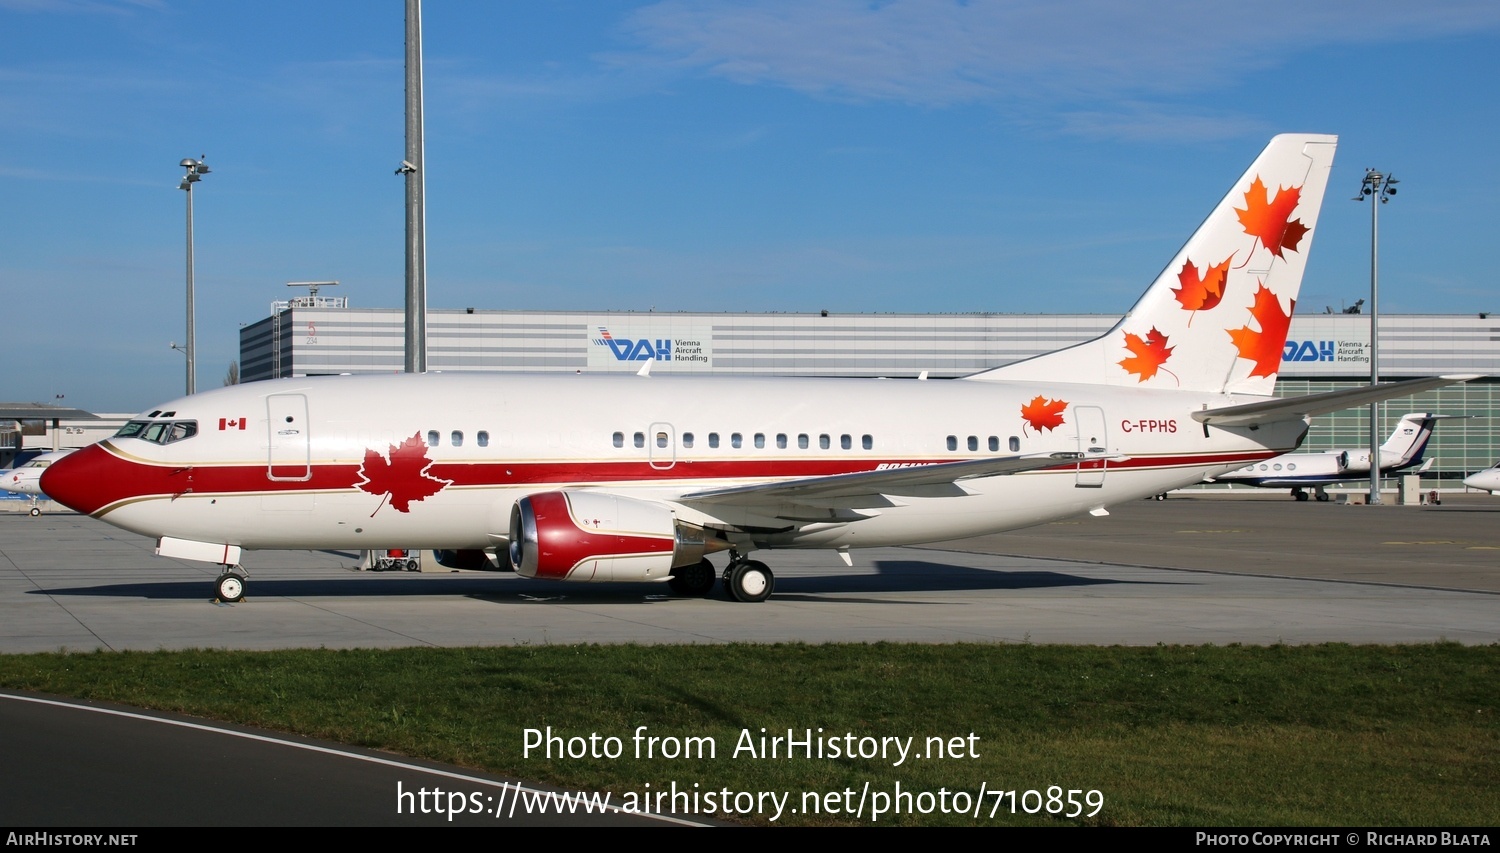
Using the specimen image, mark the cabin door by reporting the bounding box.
[267,393,312,481]
[1074,405,1108,488]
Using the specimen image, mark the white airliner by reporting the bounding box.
[1464,463,1500,493]
[1207,413,1459,501]
[3,449,75,516]
[41,135,1476,603]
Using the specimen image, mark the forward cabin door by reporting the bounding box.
[267,393,312,482]
[1074,405,1108,488]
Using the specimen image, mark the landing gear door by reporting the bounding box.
[1074,405,1107,488]
[267,393,311,481]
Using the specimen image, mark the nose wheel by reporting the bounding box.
[214,570,247,603]
[723,559,774,603]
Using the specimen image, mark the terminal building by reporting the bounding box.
[238,296,1499,490]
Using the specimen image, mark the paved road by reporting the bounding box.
[2,496,1495,651]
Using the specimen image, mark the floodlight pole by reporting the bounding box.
[179,156,210,396]
[1355,168,1397,505]
[402,0,428,373]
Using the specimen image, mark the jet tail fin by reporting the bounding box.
[1381,413,1468,467]
[967,134,1337,394]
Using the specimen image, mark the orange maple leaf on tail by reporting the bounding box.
[1118,327,1177,383]
[1235,177,1308,259]
[356,433,453,515]
[1020,396,1068,435]
[1227,282,1295,378]
[1171,256,1233,321]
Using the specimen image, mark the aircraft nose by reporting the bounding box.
[39,444,115,515]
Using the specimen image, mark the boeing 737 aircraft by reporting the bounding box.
[1464,464,1500,493]
[1208,413,1459,501]
[41,135,1475,603]
[3,449,75,516]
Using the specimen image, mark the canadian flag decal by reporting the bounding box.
[219,417,246,430]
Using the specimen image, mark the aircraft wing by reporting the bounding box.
[679,451,1094,508]
[1193,375,1479,428]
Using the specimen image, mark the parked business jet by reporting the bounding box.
[41,135,1475,603]
[1207,413,1460,501]
[3,449,75,516]
[1464,463,1500,493]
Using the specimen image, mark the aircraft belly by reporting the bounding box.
[102,491,499,551]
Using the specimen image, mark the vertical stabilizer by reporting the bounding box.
[968,134,1337,394]
[1380,413,1461,468]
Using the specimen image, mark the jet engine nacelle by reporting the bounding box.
[508,491,718,582]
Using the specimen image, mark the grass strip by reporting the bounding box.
[2,642,1495,826]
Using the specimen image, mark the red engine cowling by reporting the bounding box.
[508,491,718,582]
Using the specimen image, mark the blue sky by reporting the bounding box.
[4,0,1499,412]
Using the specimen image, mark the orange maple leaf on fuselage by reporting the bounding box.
[1235,177,1308,259]
[1020,396,1068,434]
[1227,282,1295,379]
[356,433,453,515]
[1118,326,1176,383]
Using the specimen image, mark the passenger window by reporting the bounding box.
[452,430,463,447]
[613,431,624,448]
[733,432,744,449]
[1009,436,1020,452]
[478,431,490,447]
[946,435,957,451]
[427,430,439,447]
[863,435,873,450]
[777,433,788,449]
[656,432,669,449]
[754,433,765,449]
[797,434,809,449]
[841,434,851,450]
[634,432,645,449]
[819,434,830,450]
[709,433,720,448]
[683,432,695,448]
[967,436,978,452]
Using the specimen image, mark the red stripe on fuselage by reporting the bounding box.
[42,440,1282,518]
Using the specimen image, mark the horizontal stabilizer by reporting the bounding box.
[1193,375,1479,428]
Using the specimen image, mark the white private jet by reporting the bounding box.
[1464,463,1500,493]
[1208,413,1461,501]
[41,134,1476,603]
[3,449,76,516]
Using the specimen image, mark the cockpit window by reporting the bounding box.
[116,419,198,445]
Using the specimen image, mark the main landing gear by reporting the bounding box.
[668,558,717,597]
[669,552,776,602]
[214,568,247,603]
[722,553,774,603]
[1290,486,1331,502]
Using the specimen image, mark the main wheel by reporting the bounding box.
[215,573,245,603]
[28,507,41,517]
[727,560,774,603]
[669,558,716,597]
